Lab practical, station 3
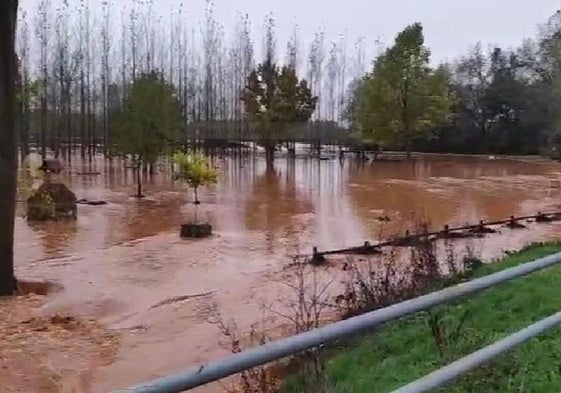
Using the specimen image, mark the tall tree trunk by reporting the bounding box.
[37,0,48,159]
[136,156,143,198]
[20,107,29,160]
[80,69,86,158]
[18,11,29,163]
[65,83,72,159]
[405,142,412,159]
[265,144,275,170]
[0,0,18,296]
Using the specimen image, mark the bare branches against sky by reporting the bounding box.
[20,0,560,64]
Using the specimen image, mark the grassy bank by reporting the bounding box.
[283,242,561,393]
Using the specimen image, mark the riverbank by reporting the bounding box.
[282,242,561,393]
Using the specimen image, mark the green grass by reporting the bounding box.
[283,242,561,393]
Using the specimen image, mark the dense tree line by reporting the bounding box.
[416,37,559,155]
[14,1,561,159]
[15,0,354,159]
[349,13,561,156]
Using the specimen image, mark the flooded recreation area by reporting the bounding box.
[8,153,561,392]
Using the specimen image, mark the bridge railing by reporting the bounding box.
[114,251,561,393]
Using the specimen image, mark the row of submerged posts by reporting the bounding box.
[311,211,561,264]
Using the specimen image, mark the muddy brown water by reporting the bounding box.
[13,154,561,392]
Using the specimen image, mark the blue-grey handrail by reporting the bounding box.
[114,251,561,393]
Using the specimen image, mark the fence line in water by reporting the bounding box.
[309,211,561,263]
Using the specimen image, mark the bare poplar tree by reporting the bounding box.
[263,13,277,65]
[326,41,339,122]
[101,0,111,153]
[120,7,128,107]
[83,1,94,159]
[203,0,218,127]
[286,25,300,153]
[77,0,87,157]
[130,0,139,82]
[53,1,71,158]
[337,35,347,124]
[353,37,366,81]
[17,10,31,160]
[239,14,254,140]
[35,0,50,158]
[308,30,325,153]
[286,24,300,71]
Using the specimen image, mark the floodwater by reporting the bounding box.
[13,153,561,392]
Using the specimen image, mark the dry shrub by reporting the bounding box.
[210,255,335,393]
[268,256,335,334]
[270,256,334,391]
[336,218,483,319]
[335,250,408,318]
[214,315,280,393]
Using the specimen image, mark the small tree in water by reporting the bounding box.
[172,152,218,223]
[111,71,181,197]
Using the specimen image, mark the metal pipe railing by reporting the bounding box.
[392,310,561,393]
[114,251,561,393]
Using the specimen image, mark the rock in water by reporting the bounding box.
[27,183,77,221]
[39,159,64,174]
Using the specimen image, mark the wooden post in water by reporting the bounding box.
[311,247,326,265]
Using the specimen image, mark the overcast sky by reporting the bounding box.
[159,0,560,62]
[20,0,561,64]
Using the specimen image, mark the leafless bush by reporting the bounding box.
[210,308,280,393]
[443,238,460,276]
[335,218,484,319]
[262,255,335,390]
[210,255,335,393]
[409,231,440,291]
[335,249,411,318]
[268,256,335,334]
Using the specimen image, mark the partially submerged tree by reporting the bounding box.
[112,71,181,197]
[353,23,454,156]
[16,79,41,161]
[242,60,317,168]
[0,0,19,296]
[172,151,218,223]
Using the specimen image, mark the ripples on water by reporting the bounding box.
[16,154,561,263]
[13,153,561,391]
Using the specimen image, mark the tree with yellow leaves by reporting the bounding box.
[172,152,218,224]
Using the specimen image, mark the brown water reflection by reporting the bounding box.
[13,154,561,392]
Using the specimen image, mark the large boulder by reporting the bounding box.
[27,182,77,221]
